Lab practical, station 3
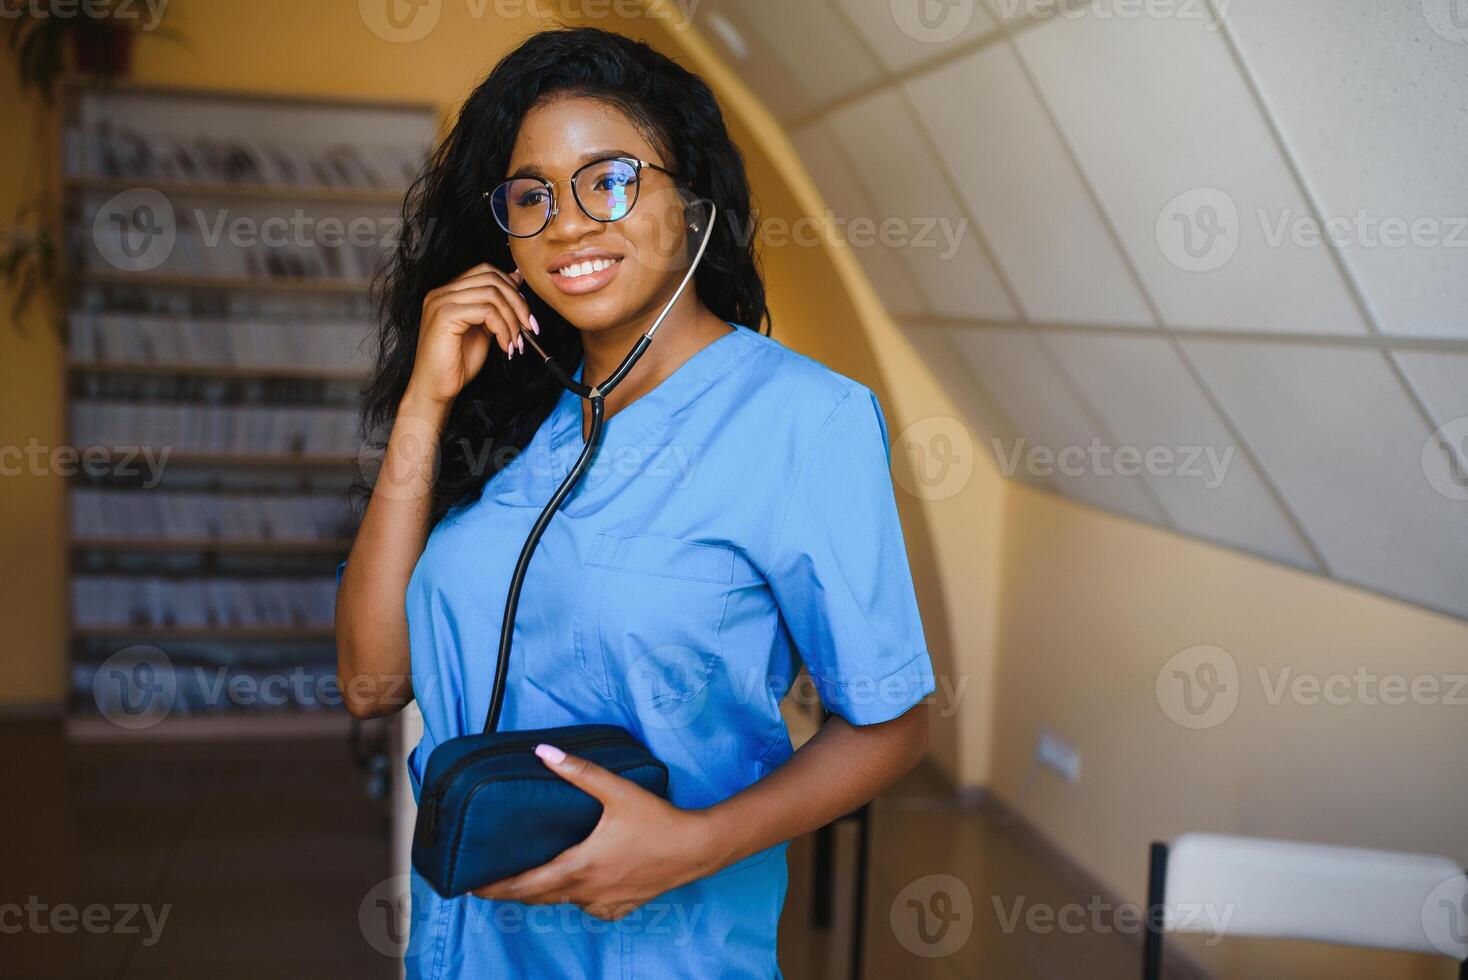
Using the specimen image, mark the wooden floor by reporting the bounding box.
[0,719,1139,979]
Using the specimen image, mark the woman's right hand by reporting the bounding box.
[405,262,539,408]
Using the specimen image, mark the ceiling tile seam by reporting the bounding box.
[1381,348,1467,476]
[897,316,1468,354]
[781,0,1078,133]
[1033,329,1175,527]
[893,86,1029,321]
[802,118,934,320]
[1161,334,1332,575]
[930,324,1049,493]
[1204,0,1448,445]
[1000,28,1165,332]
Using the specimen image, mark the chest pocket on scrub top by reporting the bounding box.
[574,532,735,719]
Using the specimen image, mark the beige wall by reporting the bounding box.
[990,484,1468,979]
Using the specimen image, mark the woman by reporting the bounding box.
[336,25,935,979]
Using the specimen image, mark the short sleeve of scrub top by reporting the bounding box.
[340,324,936,979]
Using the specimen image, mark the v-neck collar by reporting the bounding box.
[547,321,752,458]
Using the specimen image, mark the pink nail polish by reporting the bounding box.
[534,743,566,765]
[529,314,540,335]
[517,333,525,354]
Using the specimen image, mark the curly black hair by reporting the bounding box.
[355,25,770,527]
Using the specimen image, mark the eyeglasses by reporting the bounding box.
[486,155,681,238]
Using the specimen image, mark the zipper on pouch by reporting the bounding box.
[420,729,638,846]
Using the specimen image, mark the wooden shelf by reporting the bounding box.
[74,271,373,293]
[65,174,410,206]
[79,447,364,469]
[69,360,369,381]
[66,710,359,742]
[72,537,352,554]
[73,624,335,640]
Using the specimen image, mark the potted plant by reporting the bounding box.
[1,1,183,331]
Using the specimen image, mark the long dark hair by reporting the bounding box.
[355,26,769,528]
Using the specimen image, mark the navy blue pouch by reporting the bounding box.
[412,723,668,897]
[409,383,671,899]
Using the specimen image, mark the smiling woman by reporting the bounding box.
[334,25,935,980]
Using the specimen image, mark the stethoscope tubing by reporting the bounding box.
[482,201,718,733]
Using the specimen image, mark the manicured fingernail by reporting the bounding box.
[529,314,540,335]
[534,743,565,765]
[517,333,525,353]
[507,344,514,360]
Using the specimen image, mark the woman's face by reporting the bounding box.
[504,95,691,335]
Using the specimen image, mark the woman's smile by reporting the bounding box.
[547,248,625,295]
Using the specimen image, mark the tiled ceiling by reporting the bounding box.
[695,0,1468,620]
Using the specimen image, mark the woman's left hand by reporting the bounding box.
[471,744,730,919]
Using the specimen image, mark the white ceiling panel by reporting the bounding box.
[1014,7,1369,335]
[1394,351,1468,425]
[1224,1,1468,339]
[830,0,998,72]
[789,121,928,317]
[826,90,1017,320]
[703,0,885,111]
[906,43,1154,326]
[947,327,1163,522]
[1184,340,1468,619]
[1042,332,1317,569]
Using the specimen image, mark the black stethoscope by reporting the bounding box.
[483,198,719,733]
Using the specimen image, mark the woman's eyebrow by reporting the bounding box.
[507,148,639,180]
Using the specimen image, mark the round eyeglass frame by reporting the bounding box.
[486,155,682,239]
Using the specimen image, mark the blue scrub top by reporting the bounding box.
[357,323,935,978]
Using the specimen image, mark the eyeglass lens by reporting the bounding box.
[490,157,641,237]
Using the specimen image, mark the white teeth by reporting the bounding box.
[558,257,618,279]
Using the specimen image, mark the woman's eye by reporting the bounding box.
[594,173,634,194]
[515,188,548,208]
